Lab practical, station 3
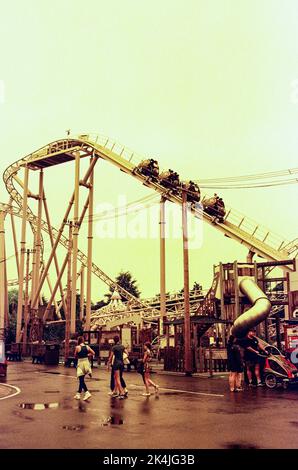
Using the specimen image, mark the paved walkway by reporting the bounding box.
[0,362,298,449]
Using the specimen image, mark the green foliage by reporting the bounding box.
[6,289,18,342]
[44,322,65,343]
[110,271,141,300]
[180,282,203,295]
[93,271,141,307]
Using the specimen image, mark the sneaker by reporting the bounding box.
[230,389,235,392]
[83,391,91,401]
[111,392,119,398]
[124,390,128,397]
[257,382,264,387]
[74,393,81,400]
[154,385,159,394]
[248,382,255,387]
[142,392,151,396]
[235,388,243,392]
[118,395,125,400]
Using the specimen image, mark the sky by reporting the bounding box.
[1,0,298,303]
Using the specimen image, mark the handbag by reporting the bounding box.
[123,352,130,365]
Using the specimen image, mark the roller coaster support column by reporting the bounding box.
[0,211,8,340]
[32,155,99,317]
[10,211,20,277]
[80,266,85,321]
[182,191,192,376]
[65,222,73,363]
[247,250,255,263]
[30,232,37,306]
[71,153,80,334]
[43,252,69,321]
[46,273,60,319]
[22,249,30,355]
[43,191,68,316]
[4,240,9,330]
[85,160,94,331]
[32,170,44,313]
[16,165,29,343]
[159,197,166,337]
[233,261,240,323]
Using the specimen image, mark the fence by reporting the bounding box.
[164,346,228,373]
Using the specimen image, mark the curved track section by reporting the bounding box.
[2,133,297,326]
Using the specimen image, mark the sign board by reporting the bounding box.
[284,325,298,351]
[121,327,132,351]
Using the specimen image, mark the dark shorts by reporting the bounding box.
[228,366,243,373]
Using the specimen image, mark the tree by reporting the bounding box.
[180,282,203,296]
[110,271,141,300]
[91,271,141,310]
[7,289,18,342]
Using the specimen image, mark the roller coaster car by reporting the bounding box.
[136,159,159,179]
[202,194,226,222]
[159,169,180,190]
[183,181,201,203]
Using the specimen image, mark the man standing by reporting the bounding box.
[240,330,268,387]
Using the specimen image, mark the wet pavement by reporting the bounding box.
[1,362,298,449]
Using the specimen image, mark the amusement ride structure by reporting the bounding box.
[0,133,298,372]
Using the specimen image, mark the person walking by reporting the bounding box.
[108,335,127,399]
[141,342,159,397]
[74,336,95,401]
[227,335,243,392]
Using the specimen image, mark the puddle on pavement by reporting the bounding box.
[63,425,86,431]
[38,371,61,375]
[13,410,34,421]
[44,390,60,394]
[102,416,124,426]
[290,421,298,427]
[19,402,60,410]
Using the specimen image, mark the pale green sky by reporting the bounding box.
[1,0,298,302]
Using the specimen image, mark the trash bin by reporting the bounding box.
[44,343,60,365]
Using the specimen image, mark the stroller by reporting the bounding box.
[257,339,298,389]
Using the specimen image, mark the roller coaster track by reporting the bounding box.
[2,133,298,326]
[37,133,297,263]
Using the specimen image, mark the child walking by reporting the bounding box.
[74,336,95,401]
[141,342,159,397]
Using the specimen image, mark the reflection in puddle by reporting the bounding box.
[102,416,124,426]
[63,425,85,431]
[38,371,61,375]
[19,402,59,410]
